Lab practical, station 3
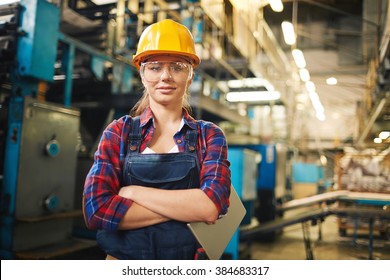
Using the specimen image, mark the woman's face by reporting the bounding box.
[141,55,194,109]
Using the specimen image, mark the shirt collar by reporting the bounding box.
[182,108,197,130]
[139,106,154,127]
[139,106,198,130]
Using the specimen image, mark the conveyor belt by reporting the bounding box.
[241,208,327,238]
[242,191,390,240]
[278,190,390,211]
[240,192,390,259]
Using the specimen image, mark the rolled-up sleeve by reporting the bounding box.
[198,122,231,216]
[83,118,132,231]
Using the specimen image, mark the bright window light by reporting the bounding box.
[281,21,296,45]
[374,137,382,144]
[379,131,390,139]
[91,0,117,5]
[1,0,20,4]
[292,49,306,68]
[326,77,337,85]
[227,78,275,91]
[299,68,310,82]
[226,91,281,102]
[308,91,325,121]
[269,0,284,12]
[320,155,328,166]
[305,81,316,92]
[309,92,324,112]
[316,112,326,121]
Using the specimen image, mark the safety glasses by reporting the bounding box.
[140,61,193,82]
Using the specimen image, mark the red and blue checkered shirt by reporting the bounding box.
[83,107,231,231]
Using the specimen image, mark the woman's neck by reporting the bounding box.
[150,103,183,124]
[147,104,183,153]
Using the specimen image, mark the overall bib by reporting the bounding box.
[96,117,201,259]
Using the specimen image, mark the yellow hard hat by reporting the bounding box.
[133,19,201,70]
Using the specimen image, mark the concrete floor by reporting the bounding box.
[244,208,390,260]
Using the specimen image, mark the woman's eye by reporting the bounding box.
[149,66,162,71]
[172,66,182,72]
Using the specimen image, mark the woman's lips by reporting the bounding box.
[157,86,176,93]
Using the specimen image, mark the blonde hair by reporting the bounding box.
[130,89,192,116]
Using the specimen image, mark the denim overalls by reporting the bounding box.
[96,116,201,259]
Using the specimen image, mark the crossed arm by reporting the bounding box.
[118,187,218,230]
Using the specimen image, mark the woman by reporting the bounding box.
[83,19,231,260]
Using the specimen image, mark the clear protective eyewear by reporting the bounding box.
[140,61,193,82]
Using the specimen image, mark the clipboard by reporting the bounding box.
[187,186,246,259]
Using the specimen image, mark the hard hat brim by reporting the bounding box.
[133,50,200,70]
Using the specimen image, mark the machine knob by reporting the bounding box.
[44,193,59,212]
[45,139,60,157]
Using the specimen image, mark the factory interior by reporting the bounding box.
[0,0,389,261]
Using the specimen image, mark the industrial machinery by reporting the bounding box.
[224,147,259,259]
[241,191,390,260]
[229,144,287,231]
[0,0,83,259]
[1,97,81,258]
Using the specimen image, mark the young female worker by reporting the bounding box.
[83,19,231,260]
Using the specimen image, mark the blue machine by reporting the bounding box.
[230,144,277,190]
[228,144,279,242]
[0,0,137,259]
[256,144,277,190]
[242,144,277,222]
[224,147,259,259]
[1,1,83,259]
[292,162,324,183]
[1,0,61,259]
[16,0,59,81]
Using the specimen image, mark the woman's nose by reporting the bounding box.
[160,65,173,80]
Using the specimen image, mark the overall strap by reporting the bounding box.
[185,126,198,153]
[128,116,142,153]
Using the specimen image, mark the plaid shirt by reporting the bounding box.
[83,107,231,231]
